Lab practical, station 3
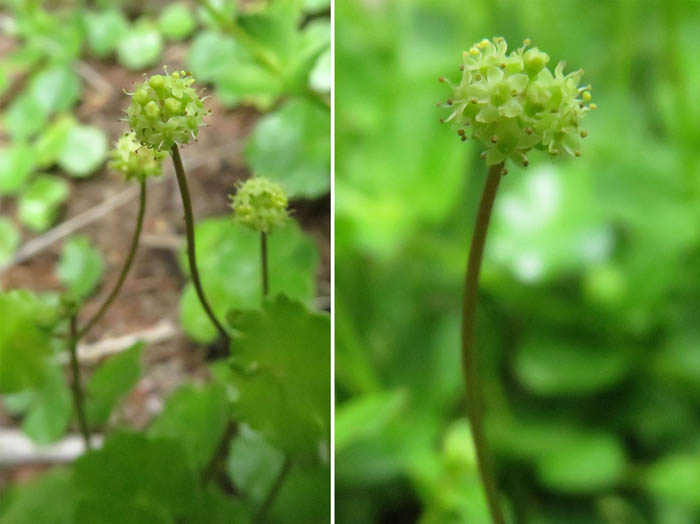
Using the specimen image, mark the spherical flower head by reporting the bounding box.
[440,37,594,167]
[127,69,207,151]
[231,177,289,234]
[109,131,167,182]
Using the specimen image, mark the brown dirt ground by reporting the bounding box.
[0,44,330,488]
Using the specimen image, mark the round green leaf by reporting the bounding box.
[0,142,36,194]
[158,3,196,40]
[645,455,700,507]
[117,20,163,70]
[18,175,70,232]
[514,335,629,396]
[29,67,81,115]
[85,9,130,58]
[57,125,107,177]
[179,218,318,344]
[34,115,77,168]
[56,236,104,298]
[245,99,330,198]
[0,218,20,265]
[535,432,626,493]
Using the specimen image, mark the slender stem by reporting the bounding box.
[171,144,229,341]
[461,162,505,524]
[78,180,147,339]
[68,315,91,451]
[261,231,269,300]
[254,456,293,524]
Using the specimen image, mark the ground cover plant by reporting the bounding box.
[335,0,700,522]
[0,1,330,523]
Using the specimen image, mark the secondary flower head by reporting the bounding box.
[440,37,594,167]
[231,177,289,234]
[109,131,167,182]
[127,69,207,151]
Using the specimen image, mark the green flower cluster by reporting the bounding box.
[127,69,207,151]
[231,177,289,234]
[109,132,167,182]
[440,37,595,167]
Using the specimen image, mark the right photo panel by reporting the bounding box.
[335,0,700,522]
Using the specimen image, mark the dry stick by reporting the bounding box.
[68,315,91,451]
[78,180,147,339]
[170,144,229,341]
[461,162,506,524]
[253,457,293,524]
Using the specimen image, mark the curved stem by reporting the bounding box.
[68,314,91,451]
[171,144,229,341]
[253,456,292,524]
[461,162,505,524]
[78,180,147,339]
[261,231,269,300]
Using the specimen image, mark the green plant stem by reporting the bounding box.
[261,231,269,300]
[68,314,91,451]
[461,162,505,524]
[253,456,293,524]
[171,144,229,341]
[78,180,147,339]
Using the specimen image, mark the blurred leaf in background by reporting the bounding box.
[335,0,700,522]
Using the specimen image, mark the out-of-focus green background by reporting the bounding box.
[335,0,700,522]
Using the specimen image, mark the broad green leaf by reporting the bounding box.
[186,31,236,83]
[186,31,279,108]
[33,115,77,168]
[514,335,629,396]
[489,164,609,283]
[179,218,318,343]
[0,469,75,524]
[0,217,20,265]
[148,382,228,470]
[309,49,331,93]
[158,3,195,40]
[229,295,330,457]
[335,390,407,451]
[283,19,330,94]
[535,432,626,493]
[117,19,164,70]
[18,174,70,232]
[29,66,81,115]
[56,236,104,299]
[22,362,71,444]
[85,342,143,427]
[267,463,331,523]
[645,455,700,508]
[0,290,56,393]
[84,9,129,57]
[0,142,36,194]
[3,93,49,140]
[245,98,330,198]
[73,432,200,524]
[304,0,330,10]
[57,125,107,177]
[227,425,284,503]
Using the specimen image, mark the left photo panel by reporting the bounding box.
[0,1,331,523]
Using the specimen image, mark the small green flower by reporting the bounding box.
[109,131,167,182]
[440,37,594,167]
[127,69,207,151]
[231,177,289,234]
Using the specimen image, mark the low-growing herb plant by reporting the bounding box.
[439,37,594,523]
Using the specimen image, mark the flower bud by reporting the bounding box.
[109,131,167,182]
[441,37,593,166]
[230,177,289,233]
[127,69,206,151]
